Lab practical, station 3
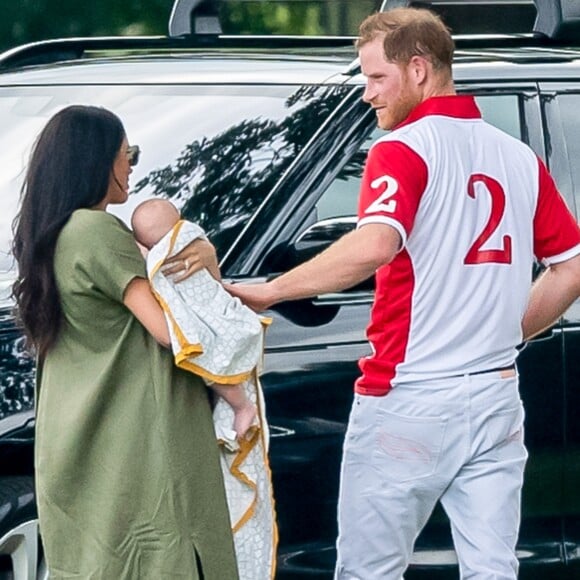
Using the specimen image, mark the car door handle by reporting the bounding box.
[312,291,374,307]
[528,328,555,342]
[518,328,556,353]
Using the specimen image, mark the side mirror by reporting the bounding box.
[291,215,374,294]
[260,214,374,294]
[292,216,357,264]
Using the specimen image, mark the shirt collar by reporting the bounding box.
[395,95,482,130]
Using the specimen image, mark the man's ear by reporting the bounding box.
[408,55,429,86]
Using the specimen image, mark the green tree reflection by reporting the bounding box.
[132,86,348,255]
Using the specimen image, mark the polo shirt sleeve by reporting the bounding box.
[533,156,580,265]
[357,139,428,248]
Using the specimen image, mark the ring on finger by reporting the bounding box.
[184,259,190,269]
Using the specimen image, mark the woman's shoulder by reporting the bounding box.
[63,209,130,238]
[68,208,127,229]
[59,210,133,253]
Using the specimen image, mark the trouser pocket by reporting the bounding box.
[372,409,447,483]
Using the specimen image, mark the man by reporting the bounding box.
[227,8,580,579]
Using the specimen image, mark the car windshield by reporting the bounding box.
[0,83,348,303]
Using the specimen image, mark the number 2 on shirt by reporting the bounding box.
[464,173,513,265]
[364,175,398,214]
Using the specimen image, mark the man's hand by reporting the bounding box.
[224,282,277,312]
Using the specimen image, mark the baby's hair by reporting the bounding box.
[132,198,180,249]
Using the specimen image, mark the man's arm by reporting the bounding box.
[522,253,580,340]
[226,223,401,311]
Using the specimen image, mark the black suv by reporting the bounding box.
[1,0,580,578]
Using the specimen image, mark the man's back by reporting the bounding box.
[357,95,579,392]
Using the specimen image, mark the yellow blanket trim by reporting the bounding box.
[254,369,278,579]
[174,344,204,361]
[229,426,262,533]
[217,369,278,576]
[150,287,203,357]
[148,222,203,357]
[149,220,260,383]
[149,220,186,280]
[150,222,277,574]
[178,360,254,384]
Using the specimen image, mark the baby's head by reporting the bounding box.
[131,198,181,249]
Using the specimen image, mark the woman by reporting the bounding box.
[11,105,238,579]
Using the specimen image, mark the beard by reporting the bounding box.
[377,76,422,130]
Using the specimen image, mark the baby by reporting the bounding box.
[132,198,259,439]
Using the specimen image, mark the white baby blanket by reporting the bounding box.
[147,219,277,579]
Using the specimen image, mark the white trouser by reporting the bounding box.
[334,371,527,580]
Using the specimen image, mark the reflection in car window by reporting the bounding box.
[132,85,350,257]
[0,84,348,296]
[315,126,386,222]
[0,84,348,418]
[552,93,580,323]
[555,93,580,218]
[475,94,521,140]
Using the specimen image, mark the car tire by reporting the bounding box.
[0,477,47,580]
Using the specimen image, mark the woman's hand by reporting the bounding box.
[162,238,221,283]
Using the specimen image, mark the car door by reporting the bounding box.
[234,82,568,578]
[392,86,566,578]
[221,88,375,577]
[539,83,580,579]
[465,86,568,579]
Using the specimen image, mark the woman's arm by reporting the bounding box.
[123,277,170,347]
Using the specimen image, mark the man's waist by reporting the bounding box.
[356,361,517,396]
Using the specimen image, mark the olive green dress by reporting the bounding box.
[35,209,238,580]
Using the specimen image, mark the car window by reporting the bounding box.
[0,84,348,303]
[312,93,522,225]
[546,92,580,324]
[475,93,522,140]
[552,93,580,217]
[315,126,386,221]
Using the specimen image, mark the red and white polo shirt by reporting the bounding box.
[356,95,580,396]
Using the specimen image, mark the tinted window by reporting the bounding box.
[476,94,521,140]
[0,84,348,304]
[547,92,580,323]
[553,93,580,217]
[0,83,348,419]
[312,93,522,225]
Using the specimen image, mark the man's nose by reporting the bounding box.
[362,83,375,103]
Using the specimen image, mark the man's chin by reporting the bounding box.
[377,117,394,131]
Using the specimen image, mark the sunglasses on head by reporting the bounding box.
[126,144,141,167]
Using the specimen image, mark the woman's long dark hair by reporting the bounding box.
[12,105,126,358]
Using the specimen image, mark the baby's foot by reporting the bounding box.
[233,403,257,440]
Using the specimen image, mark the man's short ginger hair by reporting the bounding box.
[356,8,454,74]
